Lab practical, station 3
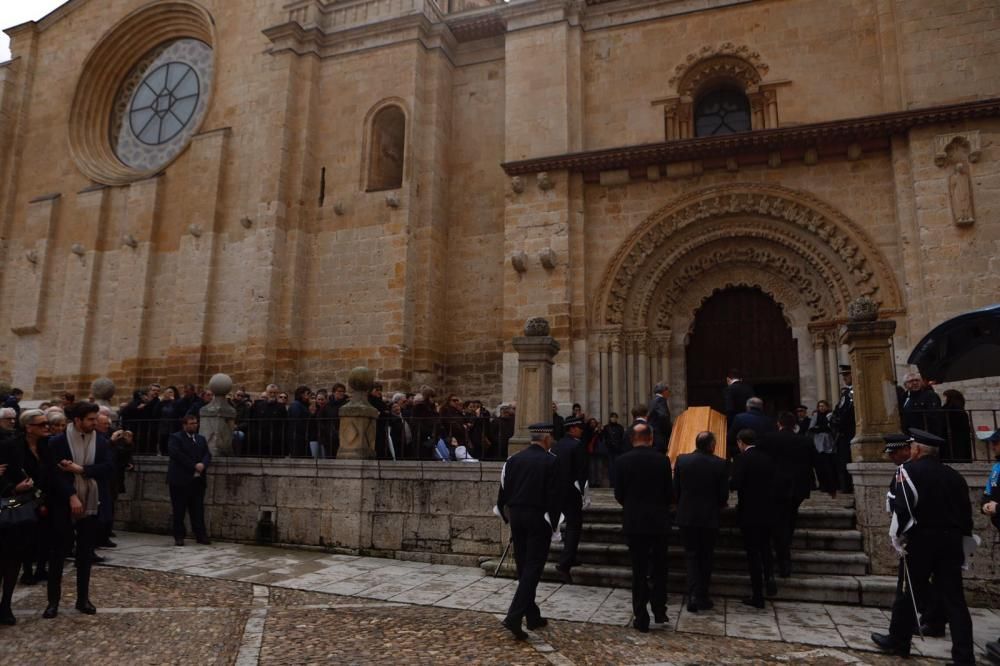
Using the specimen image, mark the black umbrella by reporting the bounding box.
[907,304,1000,382]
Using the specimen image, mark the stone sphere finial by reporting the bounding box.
[524,317,551,337]
[848,296,879,323]
[208,373,233,396]
[91,377,116,401]
[348,367,375,393]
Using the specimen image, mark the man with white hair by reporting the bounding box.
[0,408,16,431]
[900,371,943,437]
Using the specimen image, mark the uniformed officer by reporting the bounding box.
[871,428,975,664]
[551,416,588,583]
[830,364,855,492]
[495,423,560,641]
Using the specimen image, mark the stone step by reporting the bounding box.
[547,541,869,576]
[580,505,857,530]
[580,524,863,552]
[479,559,897,607]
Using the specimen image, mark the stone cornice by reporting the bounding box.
[501,97,1000,176]
[264,13,456,60]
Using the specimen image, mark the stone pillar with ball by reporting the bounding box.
[338,367,379,459]
[509,317,560,455]
[199,373,237,457]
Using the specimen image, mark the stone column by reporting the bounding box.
[638,334,650,408]
[811,331,828,403]
[611,336,623,418]
[840,297,899,461]
[199,373,236,457]
[826,332,841,404]
[338,367,379,459]
[509,318,561,454]
[598,337,609,423]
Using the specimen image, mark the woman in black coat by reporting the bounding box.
[16,409,50,586]
[0,422,40,624]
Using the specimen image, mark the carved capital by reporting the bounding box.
[934,131,981,167]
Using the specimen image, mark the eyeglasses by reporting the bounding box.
[279,395,288,400]
[29,421,50,428]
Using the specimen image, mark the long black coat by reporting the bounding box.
[674,450,729,529]
[730,446,776,528]
[613,446,673,535]
[758,429,815,503]
[724,380,755,420]
[551,435,588,512]
[647,395,673,453]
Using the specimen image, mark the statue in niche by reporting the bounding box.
[948,161,975,226]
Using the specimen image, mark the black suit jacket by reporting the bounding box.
[167,431,212,486]
[47,432,114,523]
[758,429,815,502]
[613,447,673,535]
[496,443,560,530]
[730,446,776,528]
[724,380,755,419]
[647,395,673,453]
[551,435,588,509]
[674,450,729,529]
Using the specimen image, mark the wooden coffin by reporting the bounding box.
[667,406,727,467]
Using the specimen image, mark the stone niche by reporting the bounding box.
[115,457,505,565]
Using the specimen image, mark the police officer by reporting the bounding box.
[495,423,560,641]
[871,428,975,664]
[551,416,588,583]
[830,364,855,492]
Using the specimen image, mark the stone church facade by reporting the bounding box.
[0,0,998,415]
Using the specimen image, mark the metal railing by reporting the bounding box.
[123,415,514,462]
[901,408,998,463]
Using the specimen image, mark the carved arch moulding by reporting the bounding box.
[593,183,904,330]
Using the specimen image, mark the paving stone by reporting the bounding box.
[778,624,848,647]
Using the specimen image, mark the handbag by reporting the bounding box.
[0,488,45,528]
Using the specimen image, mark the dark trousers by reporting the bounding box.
[740,525,773,601]
[559,499,582,570]
[680,526,717,603]
[888,532,974,664]
[505,514,552,625]
[814,453,838,494]
[625,532,668,625]
[47,514,97,606]
[772,498,803,574]
[169,481,207,541]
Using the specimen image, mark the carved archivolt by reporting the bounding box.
[670,43,769,97]
[594,183,903,329]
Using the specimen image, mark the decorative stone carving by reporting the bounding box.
[848,296,879,323]
[188,223,203,238]
[670,43,769,97]
[510,176,524,194]
[24,249,38,264]
[240,216,253,229]
[122,233,138,248]
[936,135,978,227]
[338,367,379,459]
[511,251,528,273]
[524,317,551,337]
[934,131,981,167]
[200,373,236,456]
[71,243,86,256]
[539,248,557,270]
[537,172,554,191]
[948,163,975,226]
[91,377,117,418]
[333,202,346,216]
[847,143,862,161]
[385,192,400,208]
[594,183,902,329]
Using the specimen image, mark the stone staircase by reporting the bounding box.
[482,488,897,607]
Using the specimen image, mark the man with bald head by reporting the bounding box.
[613,422,672,632]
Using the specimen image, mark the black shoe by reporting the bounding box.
[555,565,573,585]
[632,619,649,633]
[0,607,15,625]
[686,600,698,613]
[741,597,765,609]
[654,613,669,624]
[75,600,97,615]
[987,641,1000,661]
[97,540,117,548]
[919,623,946,638]
[196,538,212,545]
[91,554,107,565]
[109,531,117,538]
[174,538,185,547]
[765,579,778,597]
[870,632,910,657]
[501,617,529,640]
[698,598,714,611]
[42,605,58,619]
[526,617,548,630]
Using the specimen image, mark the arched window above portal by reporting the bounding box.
[693,87,751,137]
[365,104,406,192]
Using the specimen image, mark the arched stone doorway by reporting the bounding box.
[589,183,904,420]
[685,286,800,415]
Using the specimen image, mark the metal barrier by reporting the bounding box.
[901,408,998,462]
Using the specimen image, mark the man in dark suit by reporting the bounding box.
[724,370,754,421]
[551,416,588,583]
[730,428,777,608]
[728,397,775,461]
[674,431,729,612]
[758,412,816,578]
[613,423,672,632]
[44,401,113,618]
[167,414,212,546]
[496,423,560,641]
[647,383,673,454]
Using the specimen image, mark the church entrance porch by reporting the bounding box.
[685,286,800,415]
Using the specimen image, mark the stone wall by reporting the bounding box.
[116,456,506,566]
[850,462,1000,604]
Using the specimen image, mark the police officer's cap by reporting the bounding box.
[986,431,1000,444]
[907,427,946,448]
[882,432,913,453]
[563,416,585,429]
[838,364,852,375]
[528,422,553,434]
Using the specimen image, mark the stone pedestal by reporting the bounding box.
[840,298,899,462]
[199,373,236,457]
[338,367,379,459]
[509,318,561,455]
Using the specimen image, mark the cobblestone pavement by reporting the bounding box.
[1,532,996,664]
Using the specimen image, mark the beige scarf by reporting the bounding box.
[66,423,99,518]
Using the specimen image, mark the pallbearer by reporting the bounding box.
[551,416,588,583]
[495,423,560,641]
